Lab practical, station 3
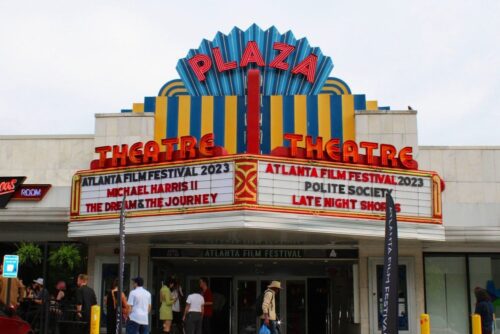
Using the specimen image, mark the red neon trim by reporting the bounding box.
[246,69,261,154]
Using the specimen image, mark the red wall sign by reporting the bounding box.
[12,184,52,201]
[0,177,26,208]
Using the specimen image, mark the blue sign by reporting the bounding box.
[2,255,19,278]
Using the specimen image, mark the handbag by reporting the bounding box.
[259,324,271,334]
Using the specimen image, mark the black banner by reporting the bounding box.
[150,248,358,259]
[381,193,398,334]
[0,177,26,208]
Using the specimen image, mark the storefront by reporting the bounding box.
[1,24,499,334]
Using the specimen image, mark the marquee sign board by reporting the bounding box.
[258,161,434,219]
[71,160,235,220]
[71,154,442,224]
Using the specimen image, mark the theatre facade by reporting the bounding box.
[1,25,500,334]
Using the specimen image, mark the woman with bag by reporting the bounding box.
[105,278,129,334]
[160,277,176,333]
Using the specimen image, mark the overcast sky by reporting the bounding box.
[1,1,499,145]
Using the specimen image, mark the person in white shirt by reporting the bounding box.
[183,291,204,334]
[126,277,151,334]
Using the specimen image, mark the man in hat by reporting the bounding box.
[261,280,282,334]
[126,277,151,334]
[25,277,49,326]
[76,274,97,334]
[32,278,49,305]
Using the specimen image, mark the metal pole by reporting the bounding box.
[42,242,49,334]
[117,195,126,334]
[6,278,12,307]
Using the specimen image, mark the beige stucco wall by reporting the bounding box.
[355,110,419,156]
[418,146,500,237]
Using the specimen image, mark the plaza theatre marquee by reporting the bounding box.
[68,24,444,240]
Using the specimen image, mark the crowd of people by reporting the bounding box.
[0,263,98,334]
[3,262,495,334]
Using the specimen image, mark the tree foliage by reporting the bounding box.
[16,242,42,265]
[48,244,81,270]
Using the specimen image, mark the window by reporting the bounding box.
[425,256,469,334]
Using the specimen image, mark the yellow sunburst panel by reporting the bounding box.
[320,77,352,95]
[158,79,189,97]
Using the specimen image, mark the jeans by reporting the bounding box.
[126,319,149,334]
[184,312,202,334]
[202,315,211,334]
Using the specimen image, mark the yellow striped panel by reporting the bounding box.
[270,96,283,150]
[317,94,331,140]
[225,96,237,154]
[201,96,214,135]
[325,78,350,95]
[132,103,144,113]
[294,95,307,147]
[154,97,167,143]
[366,100,378,110]
[342,95,355,141]
[178,95,191,137]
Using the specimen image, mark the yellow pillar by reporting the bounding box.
[471,314,482,334]
[90,305,101,334]
[420,314,430,334]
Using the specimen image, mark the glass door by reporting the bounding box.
[93,256,139,330]
[369,258,416,334]
[236,279,258,334]
[286,280,306,334]
[307,278,330,334]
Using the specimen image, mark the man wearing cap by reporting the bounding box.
[76,274,97,334]
[32,278,49,305]
[126,277,151,334]
[261,281,282,334]
[25,277,49,326]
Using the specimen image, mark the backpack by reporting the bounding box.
[255,289,272,317]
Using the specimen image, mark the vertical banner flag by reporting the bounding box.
[116,195,126,334]
[381,193,399,334]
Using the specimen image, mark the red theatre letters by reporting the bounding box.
[273,134,418,169]
[93,134,224,169]
[188,41,318,83]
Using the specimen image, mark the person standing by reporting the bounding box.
[0,264,25,309]
[474,287,495,334]
[183,290,204,334]
[261,281,282,334]
[199,277,213,334]
[126,277,151,334]
[171,279,184,330]
[105,278,129,334]
[159,278,176,333]
[76,274,97,334]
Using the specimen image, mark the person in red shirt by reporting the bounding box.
[199,277,213,334]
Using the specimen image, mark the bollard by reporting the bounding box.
[471,314,482,334]
[90,305,101,334]
[420,313,430,334]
